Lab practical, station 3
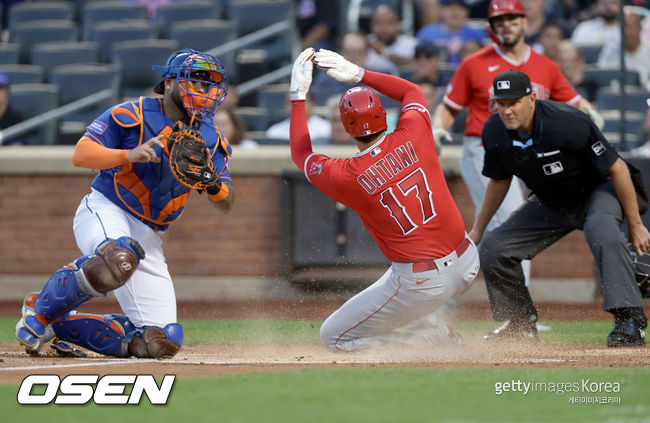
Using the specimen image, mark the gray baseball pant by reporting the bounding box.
[479,181,642,322]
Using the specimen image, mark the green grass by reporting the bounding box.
[1,368,648,422]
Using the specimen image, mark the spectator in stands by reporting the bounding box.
[571,0,620,46]
[312,31,399,93]
[296,0,340,51]
[266,93,330,142]
[597,11,650,88]
[0,71,28,146]
[556,40,599,102]
[408,40,443,85]
[415,0,487,65]
[325,96,354,145]
[522,0,550,46]
[220,84,240,110]
[537,21,566,61]
[414,0,442,27]
[460,38,483,59]
[214,108,258,150]
[630,99,650,157]
[368,5,418,66]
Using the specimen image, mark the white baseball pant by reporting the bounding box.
[460,136,531,284]
[320,237,480,352]
[72,189,177,328]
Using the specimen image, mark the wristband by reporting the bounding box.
[208,183,229,202]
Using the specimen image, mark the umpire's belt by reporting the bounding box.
[412,238,471,272]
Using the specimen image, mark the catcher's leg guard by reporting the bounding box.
[21,237,144,343]
[128,323,184,359]
[51,312,136,358]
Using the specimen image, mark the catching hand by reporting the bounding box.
[290,47,315,101]
[168,122,220,192]
[313,49,363,84]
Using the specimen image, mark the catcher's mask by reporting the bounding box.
[629,244,650,298]
[339,87,387,138]
[153,48,228,121]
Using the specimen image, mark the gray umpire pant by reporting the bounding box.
[480,181,643,322]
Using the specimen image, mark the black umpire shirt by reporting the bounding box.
[481,100,619,207]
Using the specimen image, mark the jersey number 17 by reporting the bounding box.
[379,168,436,235]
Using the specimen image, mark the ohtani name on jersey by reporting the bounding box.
[357,141,419,194]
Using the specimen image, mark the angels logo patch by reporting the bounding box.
[309,162,322,176]
[591,141,606,156]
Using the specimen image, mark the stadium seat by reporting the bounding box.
[578,45,602,65]
[256,84,289,124]
[254,136,290,146]
[30,41,99,82]
[596,88,649,112]
[582,68,641,88]
[8,1,75,30]
[0,43,19,65]
[81,2,148,40]
[235,107,271,132]
[9,83,60,145]
[9,20,79,64]
[0,64,44,84]
[110,39,179,98]
[90,20,157,62]
[155,2,223,38]
[49,63,120,127]
[169,19,235,65]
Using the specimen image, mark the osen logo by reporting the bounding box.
[17,374,175,405]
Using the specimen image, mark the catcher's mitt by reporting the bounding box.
[168,122,220,191]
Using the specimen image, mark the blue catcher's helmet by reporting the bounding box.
[153,48,228,121]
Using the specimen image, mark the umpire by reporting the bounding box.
[470,70,650,347]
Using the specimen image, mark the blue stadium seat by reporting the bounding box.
[0,43,19,65]
[9,20,79,63]
[8,1,75,30]
[596,88,649,112]
[582,68,641,88]
[110,39,179,98]
[9,83,60,145]
[30,41,99,82]
[90,20,156,62]
[578,45,602,65]
[0,64,44,84]
[169,19,235,68]
[81,2,148,40]
[235,107,271,132]
[256,84,289,124]
[155,2,223,38]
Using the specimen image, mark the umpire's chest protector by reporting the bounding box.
[97,97,229,231]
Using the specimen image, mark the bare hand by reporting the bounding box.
[469,227,483,246]
[628,222,650,255]
[127,135,165,163]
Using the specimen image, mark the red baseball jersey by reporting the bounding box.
[443,45,581,137]
[291,71,466,262]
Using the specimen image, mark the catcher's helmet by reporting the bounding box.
[487,0,526,21]
[153,48,228,121]
[339,87,387,138]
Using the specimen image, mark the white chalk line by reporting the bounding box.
[0,357,575,372]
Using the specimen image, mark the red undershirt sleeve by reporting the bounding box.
[289,100,313,169]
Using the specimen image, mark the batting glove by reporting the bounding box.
[314,49,364,84]
[290,47,315,101]
[432,125,453,144]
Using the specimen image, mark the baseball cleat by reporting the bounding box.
[607,317,646,347]
[15,293,55,356]
[484,318,538,341]
[51,338,88,358]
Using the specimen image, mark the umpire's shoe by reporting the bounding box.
[607,308,647,348]
[484,315,538,341]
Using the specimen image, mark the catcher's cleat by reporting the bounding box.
[607,317,646,347]
[51,338,88,358]
[484,318,538,341]
[15,293,55,356]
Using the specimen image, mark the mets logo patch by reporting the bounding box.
[591,141,606,156]
[88,120,108,135]
[309,162,322,176]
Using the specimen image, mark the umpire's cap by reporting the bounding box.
[490,70,532,101]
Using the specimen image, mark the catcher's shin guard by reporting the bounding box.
[128,323,184,359]
[52,312,136,357]
[25,237,144,338]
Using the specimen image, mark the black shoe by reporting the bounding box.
[607,318,646,347]
[484,317,538,341]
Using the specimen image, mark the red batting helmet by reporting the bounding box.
[487,0,526,20]
[339,87,387,138]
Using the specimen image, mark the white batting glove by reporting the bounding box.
[585,106,605,131]
[432,125,453,144]
[290,47,315,101]
[313,48,364,84]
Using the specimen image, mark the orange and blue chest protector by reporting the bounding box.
[83,97,232,231]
